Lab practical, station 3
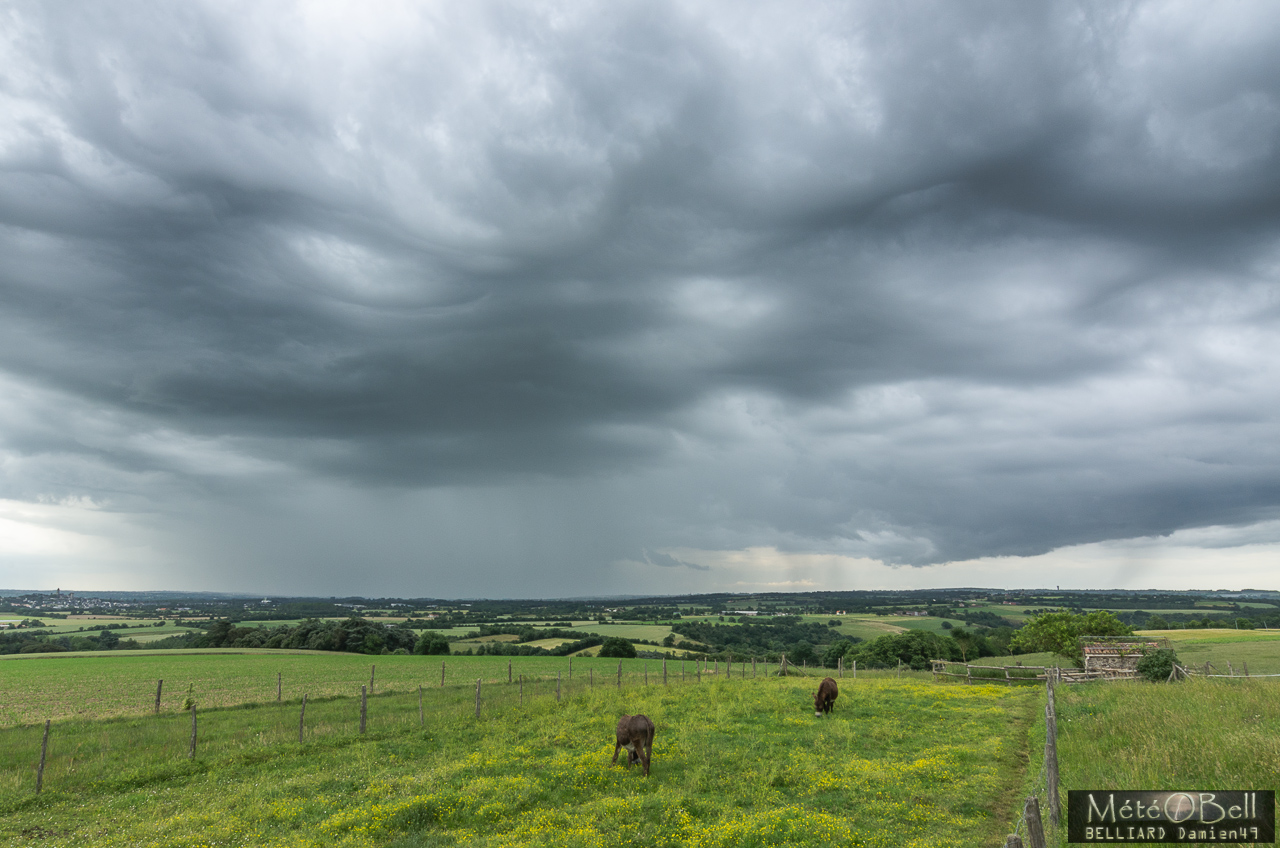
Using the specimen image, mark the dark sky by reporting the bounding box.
[2,1,1279,596]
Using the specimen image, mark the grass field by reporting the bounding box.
[1132,629,1280,674]
[1042,677,1280,848]
[826,618,908,640]
[0,652,815,727]
[0,665,1040,848]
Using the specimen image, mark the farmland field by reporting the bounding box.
[0,658,1040,848]
[540,622,675,642]
[1046,677,1280,848]
[0,652,731,726]
[826,617,908,640]
[872,616,966,635]
[1135,628,1280,674]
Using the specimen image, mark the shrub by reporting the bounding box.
[598,637,637,658]
[1136,648,1179,682]
[414,632,451,655]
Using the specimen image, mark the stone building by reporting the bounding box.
[1081,638,1167,674]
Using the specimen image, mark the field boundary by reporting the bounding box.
[932,661,1137,685]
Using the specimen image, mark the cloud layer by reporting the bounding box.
[2,1,1279,595]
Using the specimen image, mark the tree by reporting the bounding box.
[822,639,855,668]
[1146,615,1169,630]
[1010,610,1131,666]
[414,632,450,655]
[950,627,975,661]
[790,640,817,666]
[598,637,637,659]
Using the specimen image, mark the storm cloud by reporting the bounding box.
[2,1,1279,595]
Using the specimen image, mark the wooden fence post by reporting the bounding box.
[1024,795,1046,848]
[645,662,648,686]
[418,685,424,727]
[839,656,844,679]
[617,660,622,689]
[370,665,376,693]
[475,679,482,719]
[189,705,198,758]
[852,659,856,680]
[589,669,593,687]
[299,694,307,743]
[36,720,50,793]
[663,656,668,685]
[1244,661,1250,677]
[277,672,282,702]
[727,655,731,678]
[360,686,367,734]
[569,657,573,680]
[441,661,446,687]
[753,657,757,677]
[1004,834,1024,848]
[508,660,512,684]
[155,679,163,714]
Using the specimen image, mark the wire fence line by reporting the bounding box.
[6,652,924,800]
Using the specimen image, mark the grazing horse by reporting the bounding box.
[612,713,656,776]
[814,677,838,718]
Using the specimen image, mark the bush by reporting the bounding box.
[1136,648,1179,682]
[414,632,451,655]
[598,637,637,659]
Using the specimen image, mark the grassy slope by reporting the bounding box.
[1136,629,1280,674]
[1,675,1040,848]
[0,653,734,727]
[1047,678,1280,848]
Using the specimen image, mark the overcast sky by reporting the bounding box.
[2,1,1279,598]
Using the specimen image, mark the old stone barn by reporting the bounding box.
[1081,637,1169,675]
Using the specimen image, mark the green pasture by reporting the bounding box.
[127,626,206,643]
[875,616,968,635]
[0,652,749,727]
[1133,629,1280,674]
[525,622,675,643]
[0,666,1040,848]
[956,604,1038,622]
[827,617,908,640]
[1041,677,1280,848]
[7,619,173,635]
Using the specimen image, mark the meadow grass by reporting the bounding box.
[827,618,908,640]
[1037,677,1280,848]
[0,673,1040,848]
[0,652,817,727]
[1134,629,1280,674]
